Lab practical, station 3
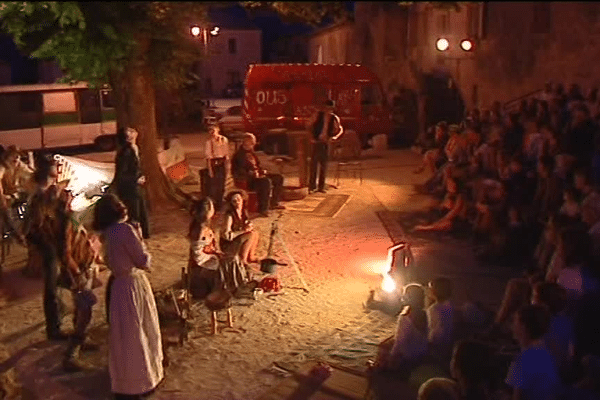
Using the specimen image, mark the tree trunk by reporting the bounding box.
[109,69,129,130]
[125,60,173,208]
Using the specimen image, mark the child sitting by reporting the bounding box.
[372,284,429,378]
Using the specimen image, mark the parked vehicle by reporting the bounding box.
[243,63,393,152]
[202,98,243,134]
[0,82,117,150]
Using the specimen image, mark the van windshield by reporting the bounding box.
[361,84,383,106]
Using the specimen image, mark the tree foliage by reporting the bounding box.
[398,2,462,12]
[0,2,209,90]
[241,1,350,25]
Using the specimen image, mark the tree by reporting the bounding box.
[241,2,350,25]
[0,1,211,207]
[0,1,345,208]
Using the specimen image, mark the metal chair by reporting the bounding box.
[332,134,363,187]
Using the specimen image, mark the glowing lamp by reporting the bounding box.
[460,39,474,52]
[381,273,397,293]
[191,26,201,37]
[210,26,220,36]
[436,38,449,52]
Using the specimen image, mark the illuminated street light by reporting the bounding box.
[210,26,220,36]
[460,39,474,52]
[436,38,449,52]
[191,26,201,37]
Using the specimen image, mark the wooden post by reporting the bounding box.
[287,131,309,187]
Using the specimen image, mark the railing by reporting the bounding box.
[502,88,544,114]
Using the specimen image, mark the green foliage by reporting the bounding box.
[0,2,209,90]
[241,1,349,25]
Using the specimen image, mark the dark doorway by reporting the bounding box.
[390,88,419,148]
[422,72,465,127]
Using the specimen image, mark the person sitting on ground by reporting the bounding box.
[558,186,581,222]
[418,377,461,400]
[372,284,429,378]
[414,121,449,174]
[532,155,563,224]
[531,281,575,380]
[187,197,223,300]
[426,277,456,367]
[220,190,260,266]
[450,340,498,400]
[490,267,546,336]
[551,227,599,314]
[415,171,469,232]
[505,304,563,400]
[231,133,285,217]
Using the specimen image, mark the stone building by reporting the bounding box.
[309,2,600,137]
[192,10,262,98]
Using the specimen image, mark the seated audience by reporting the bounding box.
[414,121,449,174]
[559,187,581,222]
[418,378,461,400]
[426,277,456,366]
[373,284,429,377]
[505,304,563,400]
[450,340,497,400]
[531,282,575,379]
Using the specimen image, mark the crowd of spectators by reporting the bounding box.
[378,83,600,400]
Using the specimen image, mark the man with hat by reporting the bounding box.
[307,99,344,194]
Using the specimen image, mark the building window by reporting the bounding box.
[228,38,237,54]
[227,70,241,85]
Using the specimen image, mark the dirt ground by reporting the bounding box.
[0,148,511,399]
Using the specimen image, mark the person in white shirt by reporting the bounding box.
[426,277,455,364]
[372,284,429,377]
[307,99,343,194]
[204,125,230,210]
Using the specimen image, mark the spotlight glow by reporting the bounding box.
[381,273,397,293]
[436,38,449,51]
[191,26,201,37]
[460,39,473,51]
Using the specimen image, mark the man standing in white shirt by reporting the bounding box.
[204,125,230,210]
[307,99,343,194]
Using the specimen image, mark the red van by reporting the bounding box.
[243,63,393,151]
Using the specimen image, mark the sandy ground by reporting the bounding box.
[0,147,512,399]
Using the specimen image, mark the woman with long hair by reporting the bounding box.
[112,127,150,238]
[93,194,163,400]
[187,197,222,299]
[221,190,260,265]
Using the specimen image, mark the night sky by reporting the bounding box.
[0,3,355,84]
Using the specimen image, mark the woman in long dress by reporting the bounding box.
[93,194,163,399]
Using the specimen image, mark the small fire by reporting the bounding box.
[381,273,396,293]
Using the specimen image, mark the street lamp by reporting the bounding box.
[191,26,201,37]
[436,38,450,52]
[460,39,474,52]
